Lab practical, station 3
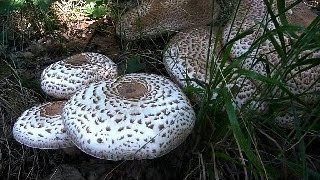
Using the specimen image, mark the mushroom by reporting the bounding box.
[163,27,266,111]
[222,0,318,76]
[41,52,118,99]
[13,101,73,149]
[286,0,317,27]
[222,0,319,126]
[62,73,196,160]
[275,113,295,128]
[222,0,281,76]
[163,27,210,89]
[116,0,218,40]
[283,50,320,104]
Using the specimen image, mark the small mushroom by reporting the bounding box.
[62,73,196,160]
[41,52,118,99]
[13,101,73,149]
[163,27,266,111]
[116,0,217,40]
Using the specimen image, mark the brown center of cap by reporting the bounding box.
[64,54,90,66]
[117,81,148,99]
[40,101,65,117]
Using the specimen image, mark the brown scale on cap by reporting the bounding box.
[286,2,317,27]
[117,81,148,99]
[40,101,65,117]
[64,53,90,67]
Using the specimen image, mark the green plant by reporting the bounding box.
[188,0,320,179]
[83,0,111,18]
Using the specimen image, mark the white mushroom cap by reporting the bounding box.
[274,106,308,129]
[163,27,210,88]
[163,27,266,111]
[284,50,320,104]
[116,0,217,40]
[222,0,282,76]
[275,111,297,129]
[13,101,73,149]
[223,0,317,75]
[222,0,320,105]
[41,52,118,99]
[62,73,196,160]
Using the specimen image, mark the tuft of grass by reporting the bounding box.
[188,0,320,179]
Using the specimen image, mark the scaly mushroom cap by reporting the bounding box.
[63,73,196,160]
[274,107,307,129]
[285,50,320,104]
[163,27,210,88]
[286,0,317,27]
[164,27,266,111]
[223,0,319,104]
[13,101,73,149]
[41,52,118,99]
[116,0,217,40]
[222,0,281,75]
[275,111,297,129]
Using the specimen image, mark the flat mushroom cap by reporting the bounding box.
[116,0,217,40]
[274,107,307,129]
[63,73,196,160]
[164,27,266,111]
[13,101,73,149]
[41,52,118,99]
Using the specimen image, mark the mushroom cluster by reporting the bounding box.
[13,52,196,160]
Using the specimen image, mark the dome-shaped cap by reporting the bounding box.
[63,73,196,160]
[164,27,266,111]
[41,52,118,99]
[116,0,216,40]
[13,101,73,149]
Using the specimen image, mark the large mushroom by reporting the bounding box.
[222,0,318,74]
[222,0,320,97]
[222,0,320,126]
[13,101,73,149]
[41,52,118,99]
[62,73,196,160]
[116,0,218,40]
[163,27,266,111]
